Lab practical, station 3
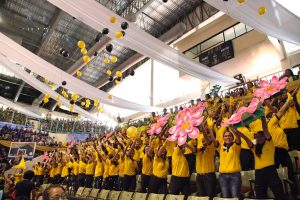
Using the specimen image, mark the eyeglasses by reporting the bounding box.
[50,193,67,200]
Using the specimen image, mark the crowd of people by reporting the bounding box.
[0,69,300,200]
[0,126,57,147]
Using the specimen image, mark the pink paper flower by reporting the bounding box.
[105,131,113,139]
[222,98,261,127]
[147,114,170,135]
[253,76,287,101]
[168,108,204,146]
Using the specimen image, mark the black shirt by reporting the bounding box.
[15,179,35,198]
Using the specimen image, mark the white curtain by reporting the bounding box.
[0,33,158,112]
[0,54,99,121]
[205,0,300,45]
[47,0,237,85]
[0,96,42,119]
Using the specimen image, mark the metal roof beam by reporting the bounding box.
[13,81,25,102]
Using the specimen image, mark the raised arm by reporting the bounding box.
[230,127,254,149]
[261,116,271,140]
[229,127,241,145]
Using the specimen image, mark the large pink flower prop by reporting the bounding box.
[222,98,261,127]
[168,108,204,146]
[147,114,170,135]
[253,76,287,101]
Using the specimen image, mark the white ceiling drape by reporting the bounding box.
[0,54,99,121]
[47,0,237,85]
[205,0,300,45]
[0,96,43,119]
[0,33,159,112]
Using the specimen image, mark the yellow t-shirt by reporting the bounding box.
[133,149,140,162]
[165,140,176,157]
[184,139,196,155]
[50,167,56,178]
[86,162,95,175]
[14,173,23,184]
[108,160,118,176]
[151,138,162,151]
[249,119,263,133]
[73,162,79,176]
[78,161,87,174]
[55,163,63,175]
[118,158,124,177]
[103,159,110,179]
[196,143,215,174]
[219,143,241,173]
[142,154,153,176]
[172,147,189,177]
[252,139,275,170]
[268,116,289,150]
[237,127,254,149]
[94,160,104,177]
[153,155,169,178]
[279,107,299,129]
[124,156,136,176]
[61,165,68,178]
[36,166,44,176]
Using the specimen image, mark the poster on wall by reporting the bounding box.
[66,133,90,142]
[8,142,36,158]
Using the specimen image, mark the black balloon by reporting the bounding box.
[117,77,121,81]
[59,48,65,54]
[121,22,128,30]
[95,33,101,42]
[108,76,113,82]
[106,44,113,52]
[70,100,75,105]
[130,70,135,76]
[102,28,109,35]
[62,51,69,57]
[162,0,168,2]
[94,51,98,56]
[62,81,67,86]
[121,31,125,37]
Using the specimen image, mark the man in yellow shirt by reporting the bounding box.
[141,146,154,193]
[170,143,195,196]
[195,132,216,199]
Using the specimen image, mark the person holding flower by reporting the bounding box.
[232,116,285,200]
[209,127,242,198]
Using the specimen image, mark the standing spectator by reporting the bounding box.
[15,170,36,199]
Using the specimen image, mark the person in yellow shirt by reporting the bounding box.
[94,149,105,189]
[124,146,139,192]
[210,127,242,199]
[148,145,169,194]
[14,169,23,185]
[196,129,216,200]
[77,155,87,187]
[141,146,154,193]
[234,116,284,200]
[107,153,119,190]
[85,155,96,188]
[238,126,254,171]
[170,143,195,196]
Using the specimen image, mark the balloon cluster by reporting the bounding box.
[43,93,50,104]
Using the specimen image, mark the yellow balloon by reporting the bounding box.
[76,71,82,77]
[44,93,50,99]
[116,71,122,78]
[126,126,138,139]
[115,80,119,85]
[110,16,116,23]
[43,98,49,104]
[63,93,69,99]
[115,31,123,39]
[77,114,81,118]
[81,48,87,54]
[71,93,78,101]
[83,55,90,63]
[44,78,49,83]
[94,99,99,106]
[86,99,90,103]
[104,58,110,64]
[111,56,118,63]
[106,69,112,76]
[85,104,89,109]
[237,0,245,4]
[97,105,103,112]
[77,40,86,49]
[49,84,54,89]
[58,102,62,107]
[258,6,266,15]
[81,102,85,106]
[108,94,112,99]
[56,95,60,100]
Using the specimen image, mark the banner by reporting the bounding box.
[8,142,36,159]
